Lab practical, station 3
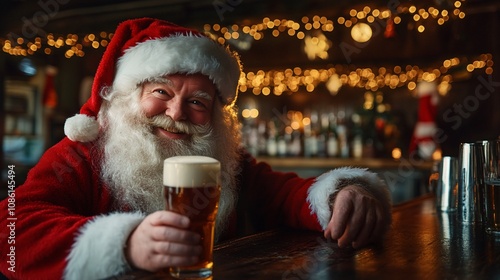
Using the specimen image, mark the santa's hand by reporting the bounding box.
[125,211,202,271]
[324,185,387,249]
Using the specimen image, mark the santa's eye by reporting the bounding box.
[149,88,172,100]
[188,99,210,111]
[152,89,167,95]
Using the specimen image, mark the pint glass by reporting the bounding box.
[483,140,500,236]
[163,156,221,278]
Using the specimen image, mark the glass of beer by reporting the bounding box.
[163,156,221,278]
[483,140,500,236]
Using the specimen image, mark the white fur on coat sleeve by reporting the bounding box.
[63,212,145,280]
[307,167,391,229]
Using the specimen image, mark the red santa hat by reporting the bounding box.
[64,18,242,142]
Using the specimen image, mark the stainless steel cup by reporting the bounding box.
[482,140,500,235]
[457,142,485,224]
[435,156,458,212]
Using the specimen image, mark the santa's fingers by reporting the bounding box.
[351,204,377,248]
[147,210,191,228]
[327,196,354,240]
[153,240,202,256]
[151,226,201,244]
[141,251,200,271]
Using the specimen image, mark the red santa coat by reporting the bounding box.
[0,137,391,279]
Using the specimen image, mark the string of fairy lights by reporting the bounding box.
[1,0,493,95]
[1,31,112,58]
[237,53,494,96]
[203,1,466,45]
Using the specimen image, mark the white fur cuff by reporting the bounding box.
[64,212,145,280]
[307,167,392,229]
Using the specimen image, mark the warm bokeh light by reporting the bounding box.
[236,53,492,95]
[392,148,402,160]
[432,149,442,161]
[241,108,260,119]
[249,109,259,118]
[302,117,311,127]
[0,0,486,98]
[241,109,251,118]
[291,121,301,130]
[1,1,467,59]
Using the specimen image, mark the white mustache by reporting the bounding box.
[148,115,212,135]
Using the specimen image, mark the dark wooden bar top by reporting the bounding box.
[256,156,434,170]
[117,194,500,279]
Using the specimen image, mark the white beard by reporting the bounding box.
[97,88,241,239]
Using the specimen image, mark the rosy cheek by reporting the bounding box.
[188,111,211,126]
[140,97,165,118]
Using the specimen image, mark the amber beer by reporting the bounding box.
[484,180,500,235]
[163,156,221,279]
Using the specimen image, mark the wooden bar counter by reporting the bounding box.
[256,156,434,170]
[117,194,500,279]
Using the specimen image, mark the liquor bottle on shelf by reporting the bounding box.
[303,110,320,158]
[336,110,350,158]
[276,126,288,157]
[277,135,287,157]
[326,112,339,157]
[245,121,259,156]
[303,124,314,158]
[266,120,278,157]
[257,120,267,156]
[310,132,319,157]
[352,135,363,159]
[327,132,339,157]
[351,113,363,159]
[289,130,302,157]
[316,113,329,158]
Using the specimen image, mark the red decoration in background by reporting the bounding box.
[43,65,58,109]
[384,18,396,39]
[409,81,439,160]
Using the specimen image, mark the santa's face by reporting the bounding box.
[98,75,241,238]
[139,74,217,140]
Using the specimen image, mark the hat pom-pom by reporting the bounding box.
[64,114,99,142]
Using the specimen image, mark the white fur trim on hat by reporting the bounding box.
[64,212,145,280]
[64,114,100,142]
[414,122,437,138]
[113,34,241,104]
[307,167,392,229]
[417,81,437,97]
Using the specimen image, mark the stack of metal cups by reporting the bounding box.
[457,142,485,224]
[434,156,458,212]
[435,139,500,237]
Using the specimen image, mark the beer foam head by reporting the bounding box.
[163,156,220,187]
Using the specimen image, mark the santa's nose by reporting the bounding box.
[165,99,186,121]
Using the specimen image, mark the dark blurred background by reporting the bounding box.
[1,0,499,194]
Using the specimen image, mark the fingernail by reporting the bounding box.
[181,217,190,227]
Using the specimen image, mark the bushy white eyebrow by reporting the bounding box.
[142,77,214,101]
[143,77,173,85]
[193,91,213,101]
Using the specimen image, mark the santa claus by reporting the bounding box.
[0,18,391,280]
